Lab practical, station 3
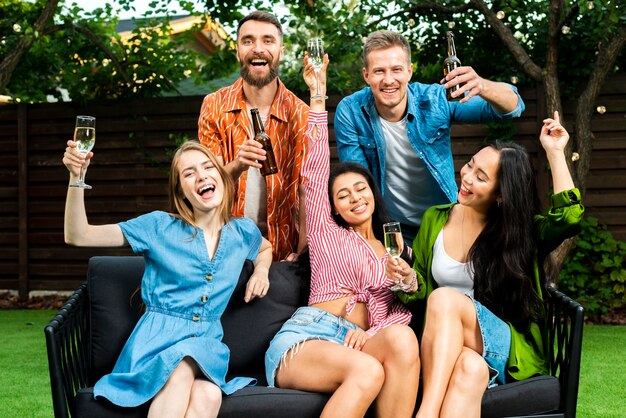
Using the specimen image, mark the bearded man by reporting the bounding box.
[198,11,309,261]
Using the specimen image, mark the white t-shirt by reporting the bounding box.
[380,117,449,228]
[244,107,268,237]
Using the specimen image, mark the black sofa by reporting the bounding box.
[45,256,583,418]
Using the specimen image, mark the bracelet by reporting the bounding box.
[404,270,418,293]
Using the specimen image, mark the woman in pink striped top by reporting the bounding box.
[264,54,419,417]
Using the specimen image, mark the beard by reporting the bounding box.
[239,53,280,88]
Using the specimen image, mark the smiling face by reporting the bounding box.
[176,149,224,216]
[363,46,413,122]
[458,147,502,211]
[331,172,376,228]
[237,19,283,88]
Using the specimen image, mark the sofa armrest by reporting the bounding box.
[545,285,584,418]
[44,283,91,418]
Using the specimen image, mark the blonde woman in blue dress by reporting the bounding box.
[63,140,272,417]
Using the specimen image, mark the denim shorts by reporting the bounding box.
[264,306,363,387]
[470,296,511,387]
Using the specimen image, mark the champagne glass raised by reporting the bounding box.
[307,37,328,100]
[69,115,96,189]
[384,222,411,291]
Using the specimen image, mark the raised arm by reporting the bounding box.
[443,66,520,113]
[63,141,127,247]
[539,111,575,194]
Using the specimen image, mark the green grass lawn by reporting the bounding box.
[0,309,624,417]
[0,310,56,418]
[577,324,626,417]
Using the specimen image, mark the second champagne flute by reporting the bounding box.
[307,37,328,100]
[384,221,411,291]
[69,115,96,189]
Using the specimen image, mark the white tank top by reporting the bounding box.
[431,229,474,295]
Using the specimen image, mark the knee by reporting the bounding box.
[427,287,464,318]
[191,381,222,408]
[451,351,489,389]
[381,325,420,366]
[348,355,385,398]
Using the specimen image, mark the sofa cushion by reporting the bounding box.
[88,256,145,384]
[481,375,561,417]
[222,261,308,384]
[75,386,329,418]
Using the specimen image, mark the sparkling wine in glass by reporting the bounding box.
[307,37,327,100]
[69,115,96,189]
[384,222,411,291]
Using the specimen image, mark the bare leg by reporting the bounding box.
[416,288,483,418]
[361,324,420,418]
[149,357,196,418]
[186,379,223,418]
[440,348,489,418]
[276,340,385,418]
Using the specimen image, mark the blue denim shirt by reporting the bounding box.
[334,82,525,204]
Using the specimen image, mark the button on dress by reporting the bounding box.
[93,212,262,407]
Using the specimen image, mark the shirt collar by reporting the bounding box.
[227,77,289,124]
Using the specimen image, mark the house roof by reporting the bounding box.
[116,14,232,56]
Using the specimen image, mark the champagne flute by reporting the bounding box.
[307,37,328,100]
[384,222,411,291]
[69,115,96,189]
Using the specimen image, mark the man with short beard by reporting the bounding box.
[198,11,309,262]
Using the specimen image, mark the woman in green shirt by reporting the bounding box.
[387,111,583,418]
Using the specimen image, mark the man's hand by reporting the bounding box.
[441,65,484,103]
[231,137,266,176]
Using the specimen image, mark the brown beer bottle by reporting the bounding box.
[443,31,462,101]
[250,108,278,176]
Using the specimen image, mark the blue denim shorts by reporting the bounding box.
[470,296,511,387]
[264,306,363,387]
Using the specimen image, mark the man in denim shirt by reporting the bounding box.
[334,30,524,245]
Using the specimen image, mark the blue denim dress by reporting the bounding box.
[93,212,261,407]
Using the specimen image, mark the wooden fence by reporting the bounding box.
[1,75,625,297]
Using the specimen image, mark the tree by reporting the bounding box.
[0,0,237,103]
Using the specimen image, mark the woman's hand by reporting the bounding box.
[541,110,575,193]
[540,111,569,155]
[303,51,328,97]
[386,255,416,290]
[245,267,270,303]
[343,329,371,351]
[63,140,92,179]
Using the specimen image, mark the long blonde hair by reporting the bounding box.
[168,141,234,227]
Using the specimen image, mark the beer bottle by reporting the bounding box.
[443,31,462,101]
[250,108,278,176]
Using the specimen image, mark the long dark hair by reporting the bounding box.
[328,162,391,243]
[469,141,544,330]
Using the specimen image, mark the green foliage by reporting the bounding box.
[1,0,236,103]
[558,216,626,318]
[2,0,624,101]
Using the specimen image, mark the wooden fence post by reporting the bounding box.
[18,103,28,300]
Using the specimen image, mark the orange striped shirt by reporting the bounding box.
[198,78,309,260]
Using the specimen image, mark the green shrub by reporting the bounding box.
[558,216,626,318]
